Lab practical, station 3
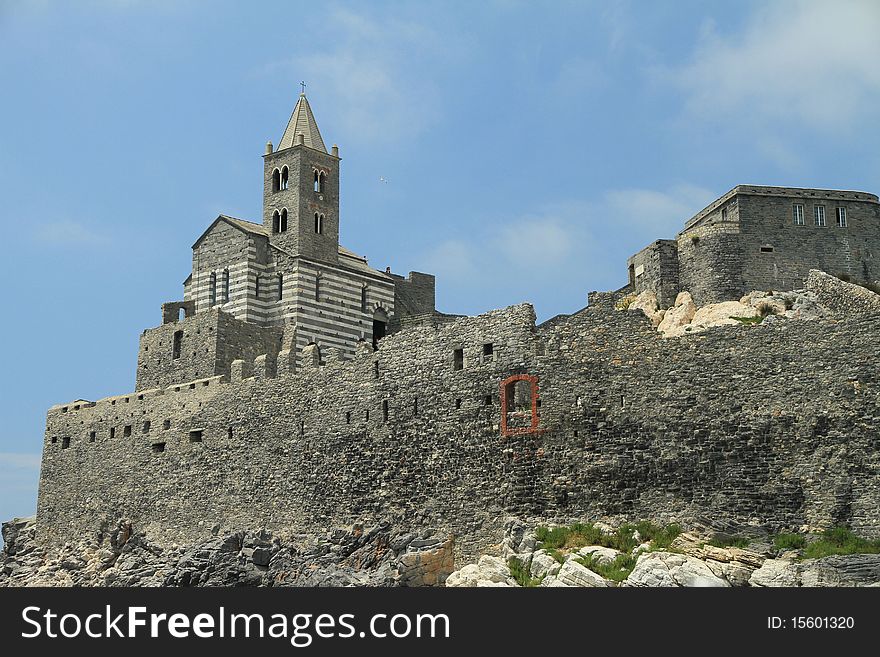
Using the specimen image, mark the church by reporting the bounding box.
[134,92,439,390]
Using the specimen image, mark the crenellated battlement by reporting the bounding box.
[31,85,880,560]
[37,293,880,557]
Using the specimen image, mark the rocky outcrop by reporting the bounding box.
[806,269,880,318]
[749,554,880,587]
[656,292,696,336]
[7,515,880,587]
[547,559,608,587]
[627,290,664,327]
[447,521,880,588]
[0,516,454,587]
[623,551,729,587]
[444,555,515,587]
[638,286,832,337]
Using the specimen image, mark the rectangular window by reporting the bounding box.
[383,400,389,423]
[163,419,171,430]
[109,427,115,439]
[142,420,151,433]
[484,394,493,406]
[123,425,132,437]
[189,430,203,443]
[277,274,284,300]
[760,246,774,253]
[315,275,321,302]
[172,330,183,360]
[89,431,96,443]
[483,343,494,361]
[836,207,847,227]
[152,442,166,453]
[453,348,463,370]
[814,205,826,227]
[721,207,728,221]
[793,204,804,225]
[255,275,261,299]
[61,437,70,449]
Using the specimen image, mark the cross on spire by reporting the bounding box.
[300,81,306,95]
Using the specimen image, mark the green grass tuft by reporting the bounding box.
[801,527,880,559]
[708,535,751,549]
[534,521,681,555]
[546,548,566,564]
[772,533,806,551]
[507,557,543,587]
[577,552,638,582]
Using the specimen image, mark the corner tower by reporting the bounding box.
[263,92,340,263]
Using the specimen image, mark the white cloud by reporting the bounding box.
[421,239,478,282]
[671,0,880,131]
[418,183,713,317]
[0,454,39,532]
[266,7,456,145]
[605,183,715,236]
[499,216,573,264]
[33,219,109,246]
[0,453,41,470]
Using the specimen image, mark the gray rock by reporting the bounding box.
[577,545,622,566]
[529,550,562,578]
[555,559,608,587]
[625,551,729,587]
[748,559,799,587]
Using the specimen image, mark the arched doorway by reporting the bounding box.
[372,308,388,349]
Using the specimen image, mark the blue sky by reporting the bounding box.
[1,0,879,527]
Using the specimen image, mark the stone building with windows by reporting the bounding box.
[32,94,880,562]
[136,93,440,390]
[627,185,880,307]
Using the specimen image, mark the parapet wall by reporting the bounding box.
[135,308,283,391]
[37,302,880,561]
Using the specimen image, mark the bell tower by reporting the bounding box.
[263,91,340,263]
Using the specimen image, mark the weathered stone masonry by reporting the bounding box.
[32,94,880,565]
[629,185,880,306]
[38,301,880,561]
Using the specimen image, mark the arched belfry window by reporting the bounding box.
[318,171,325,193]
[280,208,288,232]
[222,269,230,303]
[272,169,281,193]
[280,166,289,190]
[314,212,324,235]
[272,210,280,234]
[208,272,217,306]
[313,170,319,192]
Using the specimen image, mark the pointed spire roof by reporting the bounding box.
[277,93,328,153]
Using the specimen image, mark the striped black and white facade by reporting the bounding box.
[162,92,431,374]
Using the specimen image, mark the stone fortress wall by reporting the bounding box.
[38,296,880,561]
[629,186,880,307]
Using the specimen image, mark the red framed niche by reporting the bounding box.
[500,374,541,436]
